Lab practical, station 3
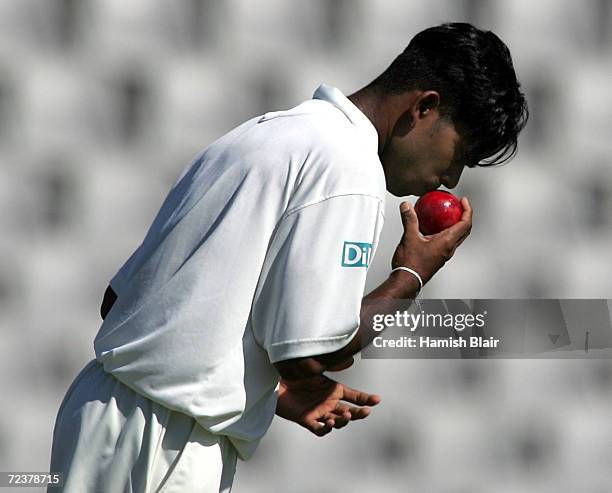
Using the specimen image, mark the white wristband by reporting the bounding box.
[390,266,423,292]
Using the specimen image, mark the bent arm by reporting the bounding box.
[274,198,473,380]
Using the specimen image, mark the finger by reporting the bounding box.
[333,404,354,422]
[304,417,334,437]
[460,196,472,223]
[448,223,471,253]
[323,412,350,429]
[399,202,420,237]
[346,406,373,421]
[442,196,473,242]
[448,234,468,257]
[340,384,381,406]
[334,403,351,414]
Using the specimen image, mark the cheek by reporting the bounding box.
[381,138,412,175]
[383,127,455,185]
[440,143,457,165]
[434,128,460,165]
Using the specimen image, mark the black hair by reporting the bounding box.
[372,22,529,167]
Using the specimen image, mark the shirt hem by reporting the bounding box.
[268,326,359,363]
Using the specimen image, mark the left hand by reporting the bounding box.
[275,375,381,436]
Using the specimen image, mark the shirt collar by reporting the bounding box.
[312,84,379,154]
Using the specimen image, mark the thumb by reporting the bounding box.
[399,201,419,236]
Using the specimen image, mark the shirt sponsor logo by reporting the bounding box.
[342,241,372,268]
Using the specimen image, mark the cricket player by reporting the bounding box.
[48,23,528,492]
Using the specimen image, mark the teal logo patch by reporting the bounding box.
[342,241,372,268]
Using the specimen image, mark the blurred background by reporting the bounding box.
[1,0,612,491]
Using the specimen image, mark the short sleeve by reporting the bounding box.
[251,193,384,363]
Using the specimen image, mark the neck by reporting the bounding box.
[348,86,392,154]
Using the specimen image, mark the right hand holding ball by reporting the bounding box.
[391,195,472,287]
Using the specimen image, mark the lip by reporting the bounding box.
[415,186,439,197]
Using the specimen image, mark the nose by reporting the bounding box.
[441,162,464,189]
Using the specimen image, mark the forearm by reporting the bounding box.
[274,270,420,379]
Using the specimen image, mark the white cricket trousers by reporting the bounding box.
[48,359,238,493]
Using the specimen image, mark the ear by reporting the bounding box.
[416,91,440,119]
[390,90,441,137]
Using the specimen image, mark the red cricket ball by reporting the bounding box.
[414,191,463,235]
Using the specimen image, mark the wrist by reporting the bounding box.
[391,266,423,291]
[389,268,422,298]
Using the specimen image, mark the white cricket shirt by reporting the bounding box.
[94,84,387,459]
